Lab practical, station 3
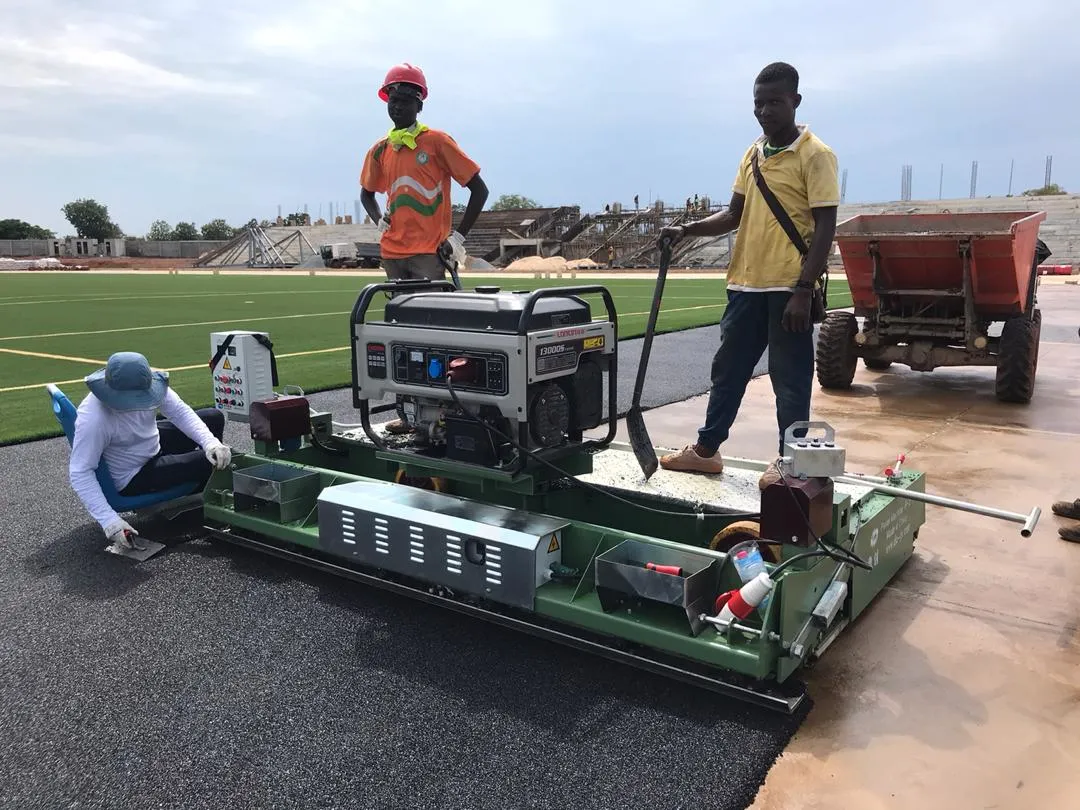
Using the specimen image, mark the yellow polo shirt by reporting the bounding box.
[726,126,839,291]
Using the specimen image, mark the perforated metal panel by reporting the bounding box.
[317,481,568,610]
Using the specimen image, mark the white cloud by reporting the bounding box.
[0,35,254,97]
[0,0,1077,235]
[0,131,187,158]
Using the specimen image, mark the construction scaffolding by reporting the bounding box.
[558,204,728,268]
[194,221,318,268]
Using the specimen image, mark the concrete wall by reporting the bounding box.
[124,240,229,259]
[0,239,56,257]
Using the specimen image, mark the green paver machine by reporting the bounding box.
[202,280,1041,712]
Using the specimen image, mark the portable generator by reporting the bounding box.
[350,280,619,471]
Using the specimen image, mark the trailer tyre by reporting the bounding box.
[816,311,858,390]
[995,308,1041,404]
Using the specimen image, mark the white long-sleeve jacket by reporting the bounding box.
[69,389,217,532]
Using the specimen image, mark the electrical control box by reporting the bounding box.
[209,330,276,422]
[782,421,846,479]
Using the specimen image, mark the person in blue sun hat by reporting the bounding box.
[69,351,232,553]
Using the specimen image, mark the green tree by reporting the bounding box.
[61,199,122,240]
[0,219,55,239]
[1022,183,1067,196]
[172,222,199,241]
[147,220,173,241]
[201,219,235,240]
[489,194,540,211]
[282,212,309,227]
[451,203,467,214]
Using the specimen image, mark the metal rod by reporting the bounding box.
[698,614,779,642]
[834,476,1040,536]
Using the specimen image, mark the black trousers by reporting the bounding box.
[120,409,226,496]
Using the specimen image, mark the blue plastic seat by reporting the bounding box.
[47,383,200,512]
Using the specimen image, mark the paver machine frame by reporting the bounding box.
[180,279,1042,715]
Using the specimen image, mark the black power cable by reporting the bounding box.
[444,373,760,522]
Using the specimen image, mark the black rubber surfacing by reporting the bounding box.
[0,324,812,810]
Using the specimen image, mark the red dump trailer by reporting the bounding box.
[817,211,1050,403]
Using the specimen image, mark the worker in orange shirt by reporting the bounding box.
[360,64,489,434]
[360,63,489,283]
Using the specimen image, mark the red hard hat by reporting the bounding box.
[379,63,428,101]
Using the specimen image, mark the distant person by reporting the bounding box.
[1052,499,1080,543]
[68,352,232,554]
[360,63,489,284]
[656,62,839,488]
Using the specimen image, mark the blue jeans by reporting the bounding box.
[697,290,814,456]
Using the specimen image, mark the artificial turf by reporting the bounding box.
[0,271,851,444]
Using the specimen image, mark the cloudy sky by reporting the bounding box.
[2,0,1078,237]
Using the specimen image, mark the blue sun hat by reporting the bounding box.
[85,351,170,411]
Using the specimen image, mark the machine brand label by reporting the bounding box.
[535,340,579,374]
[554,327,585,338]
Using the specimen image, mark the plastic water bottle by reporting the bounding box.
[728,540,772,613]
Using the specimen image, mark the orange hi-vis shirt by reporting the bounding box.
[360,128,481,259]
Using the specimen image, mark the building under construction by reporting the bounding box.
[449,202,734,269]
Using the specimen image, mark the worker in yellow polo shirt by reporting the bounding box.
[657,61,840,488]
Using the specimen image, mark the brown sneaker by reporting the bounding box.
[758,460,784,491]
[1060,525,1080,544]
[384,419,415,435]
[659,445,723,474]
[1051,499,1080,520]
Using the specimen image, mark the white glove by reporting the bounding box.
[440,230,467,264]
[104,518,144,551]
[205,440,232,470]
[376,215,391,234]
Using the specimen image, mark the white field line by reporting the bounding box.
[0,346,352,394]
[0,300,730,343]
[0,288,368,307]
[0,310,351,342]
[0,347,107,365]
[0,299,741,394]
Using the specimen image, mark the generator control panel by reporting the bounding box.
[209,330,276,422]
[364,342,509,396]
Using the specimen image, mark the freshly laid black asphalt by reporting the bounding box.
[0,323,807,810]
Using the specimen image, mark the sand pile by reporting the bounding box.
[504,255,601,273]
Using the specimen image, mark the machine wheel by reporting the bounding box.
[863,358,892,371]
[394,469,446,492]
[995,308,1042,404]
[709,521,781,564]
[816,311,858,390]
